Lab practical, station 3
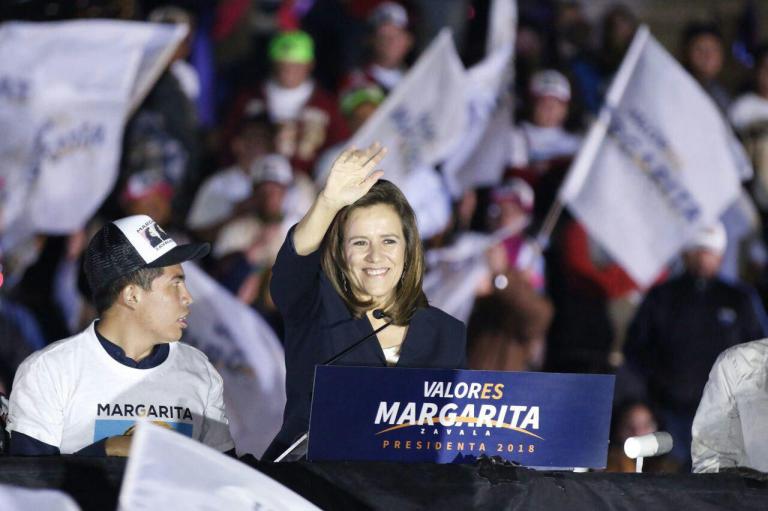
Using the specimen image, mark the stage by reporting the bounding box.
[0,456,767,510]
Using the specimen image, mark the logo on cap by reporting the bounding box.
[139,222,172,250]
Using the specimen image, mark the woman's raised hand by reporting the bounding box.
[321,142,387,209]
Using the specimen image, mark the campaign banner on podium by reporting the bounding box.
[307,367,614,468]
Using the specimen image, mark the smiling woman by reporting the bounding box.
[264,143,467,461]
[343,204,407,303]
[322,182,426,325]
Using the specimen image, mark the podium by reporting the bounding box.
[307,367,614,469]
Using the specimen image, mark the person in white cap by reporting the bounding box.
[508,69,583,175]
[624,222,768,468]
[341,2,413,94]
[186,112,277,240]
[213,154,294,260]
[7,215,235,457]
[211,154,301,313]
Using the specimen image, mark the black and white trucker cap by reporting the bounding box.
[83,215,209,295]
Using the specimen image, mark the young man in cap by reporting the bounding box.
[7,215,235,456]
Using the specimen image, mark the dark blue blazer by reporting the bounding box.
[264,228,467,459]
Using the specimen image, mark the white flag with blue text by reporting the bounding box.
[120,422,320,511]
[0,20,185,246]
[442,0,516,197]
[559,26,747,286]
[349,29,467,186]
[182,263,286,458]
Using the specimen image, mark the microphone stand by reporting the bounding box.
[322,316,392,365]
[273,310,392,462]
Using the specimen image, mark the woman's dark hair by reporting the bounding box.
[93,267,164,314]
[610,398,661,443]
[321,180,427,325]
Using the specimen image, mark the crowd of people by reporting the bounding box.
[3,0,768,473]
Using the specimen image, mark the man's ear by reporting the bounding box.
[119,284,142,310]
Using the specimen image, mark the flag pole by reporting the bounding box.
[535,198,566,250]
[531,25,651,252]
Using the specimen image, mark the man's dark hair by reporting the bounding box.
[682,22,723,49]
[93,267,164,314]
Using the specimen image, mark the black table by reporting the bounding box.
[1,456,767,510]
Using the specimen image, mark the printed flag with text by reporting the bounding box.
[120,422,320,511]
[348,29,467,186]
[442,0,516,196]
[0,20,186,248]
[559,26,748,286]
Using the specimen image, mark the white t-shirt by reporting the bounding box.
[509,122,582,167]
[265,79,314,123]
[8,323,234,454]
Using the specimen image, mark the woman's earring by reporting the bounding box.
[343,275,349,293]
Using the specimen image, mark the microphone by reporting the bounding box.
[624,432,673,473]
[273,308,391,462]
[321,309,392,365]
[624,432,673,459]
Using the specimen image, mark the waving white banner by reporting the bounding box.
[559,26,748,286]
[120,422,319,511]
[0,485,79,511]
[442,0,516,197]
[182,262,286,458]
[349,29,467,186]
[487,0,517,55]
[0,20,185,246]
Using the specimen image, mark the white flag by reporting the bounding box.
[442,0,516,197]
[349,29,467,186]
[0,485,80,511]
[559,26,746,286]
[424,224,523,323]
[119,422,320,511]
[487,0,517,55]
[442,47,514,197]
[424,233,492,323]
[182,262,286,458]
[0,20,186,244]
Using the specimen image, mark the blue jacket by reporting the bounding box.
[265,228,467,459]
